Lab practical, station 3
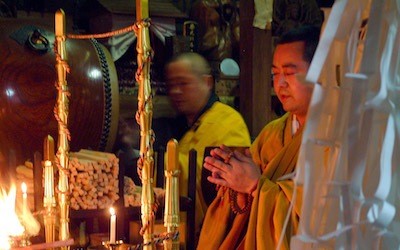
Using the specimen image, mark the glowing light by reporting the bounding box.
[89,69,102,79]
[21,183,27,195]
[5,88,15,97]
[44,160,52,167]
[0,185,25,249]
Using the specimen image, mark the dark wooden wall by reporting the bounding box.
[239,0,272,137]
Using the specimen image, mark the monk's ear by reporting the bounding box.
[203,74,213,91]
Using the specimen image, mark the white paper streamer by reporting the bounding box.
[253,0,273,29]
[288,0,400,249]
[104,17,176,61]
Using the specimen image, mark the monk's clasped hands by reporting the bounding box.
[204,144,261,194]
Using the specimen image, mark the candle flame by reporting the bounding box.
[21,183,27,194]
[110,207,115,216]
[0,184,25,249]
[44,160,52,167]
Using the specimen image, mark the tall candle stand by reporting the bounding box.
[164,139,180,250]
[43,135,57,246]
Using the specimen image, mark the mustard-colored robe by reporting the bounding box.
[177,101,251,236]
[197,113,303,249]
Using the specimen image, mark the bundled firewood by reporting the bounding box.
[123,176,141,207]
[68,149,119,210]
[123,176,166,208]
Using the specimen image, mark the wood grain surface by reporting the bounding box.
[0,18,116,171]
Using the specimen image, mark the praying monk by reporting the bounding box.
[164,52,251,238]
[197,25,321,249]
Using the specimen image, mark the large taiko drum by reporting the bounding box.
[0,18,119,169]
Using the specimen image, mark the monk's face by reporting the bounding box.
[165,60,211,119]
[272,41,313,121]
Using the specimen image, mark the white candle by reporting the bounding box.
[109,207,116,244]
[44,160,54,199]
[21,182,27,214]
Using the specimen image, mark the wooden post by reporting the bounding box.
[186,149,197,250]
[240,0,272,137]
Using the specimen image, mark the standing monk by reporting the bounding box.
[164,52,251,239]
[197,25,320,249]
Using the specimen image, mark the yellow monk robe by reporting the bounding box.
[197,112,303,250]
[177,101,251,236]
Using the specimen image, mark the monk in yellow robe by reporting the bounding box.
[197,25,321,249]
[164,52,251,238]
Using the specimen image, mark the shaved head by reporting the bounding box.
[165,52,213,125]
[168,52,211,77]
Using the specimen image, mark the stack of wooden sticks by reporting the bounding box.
[68,149,119,210]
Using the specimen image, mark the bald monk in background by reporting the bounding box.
[163,52,251,239]
[198,25,320,249]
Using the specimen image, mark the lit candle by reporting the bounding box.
[44,160,55,201]
[109,207,116,244]
[21,182,27,218]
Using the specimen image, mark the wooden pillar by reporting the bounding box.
[240,0,272,137]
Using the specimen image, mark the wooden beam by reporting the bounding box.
[240,0,272,137]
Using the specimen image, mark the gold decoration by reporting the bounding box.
[164,139,180,250]
[43,135,57,246]
[55,9,70,246]
[136,1,155,249]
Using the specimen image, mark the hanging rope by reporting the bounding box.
[66,18,156,40]
[139,200,159,236]
[127,231,179,250]
[53,43,70,73]
[67,24,137,39]
[135,92,155,181]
